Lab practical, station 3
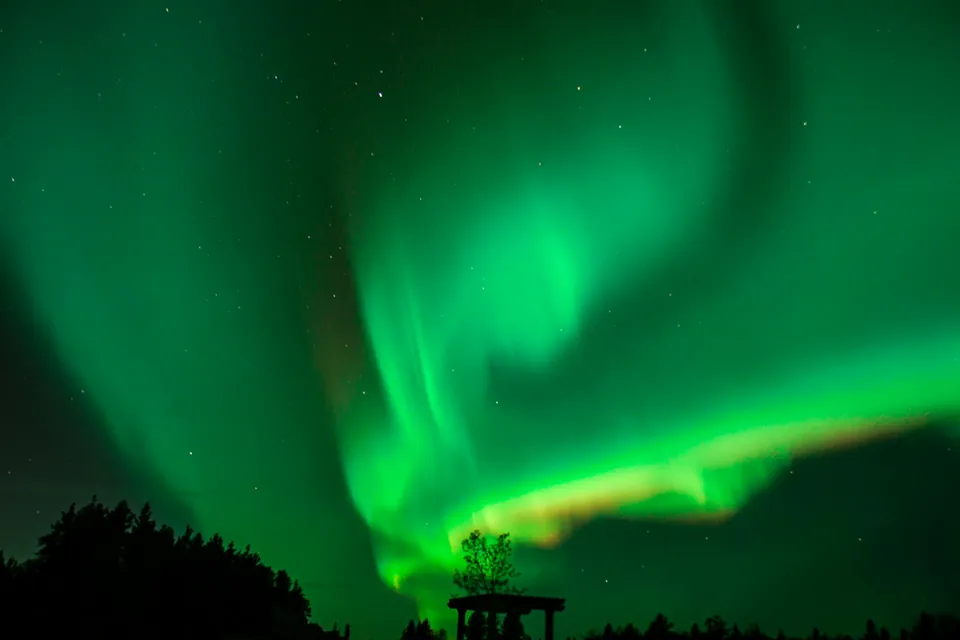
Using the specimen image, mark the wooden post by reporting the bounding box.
[456,608,466,640]
[545,610,555,640]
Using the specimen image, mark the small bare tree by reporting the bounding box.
[452,530,524,595]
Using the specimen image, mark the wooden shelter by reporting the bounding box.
[447,594,566,640]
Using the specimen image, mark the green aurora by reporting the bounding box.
[337,1,960,622]
[1,0,958,631]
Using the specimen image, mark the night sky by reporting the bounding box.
[1,0,959,639]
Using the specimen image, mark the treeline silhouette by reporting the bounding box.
[0,498,346,639]
[402,618,449,640]
[571,613,960,640]
[397,612,960,640]
[2,498,956,640]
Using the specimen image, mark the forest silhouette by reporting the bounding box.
[0,498,335,639]
[0,499,956,640]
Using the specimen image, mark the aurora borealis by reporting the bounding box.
[1,0,959,637]
[342,0,960,620]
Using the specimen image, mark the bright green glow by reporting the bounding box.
[342,2,960,623]
[1,0,958,634]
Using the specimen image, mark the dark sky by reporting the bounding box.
[1,1,959,639]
